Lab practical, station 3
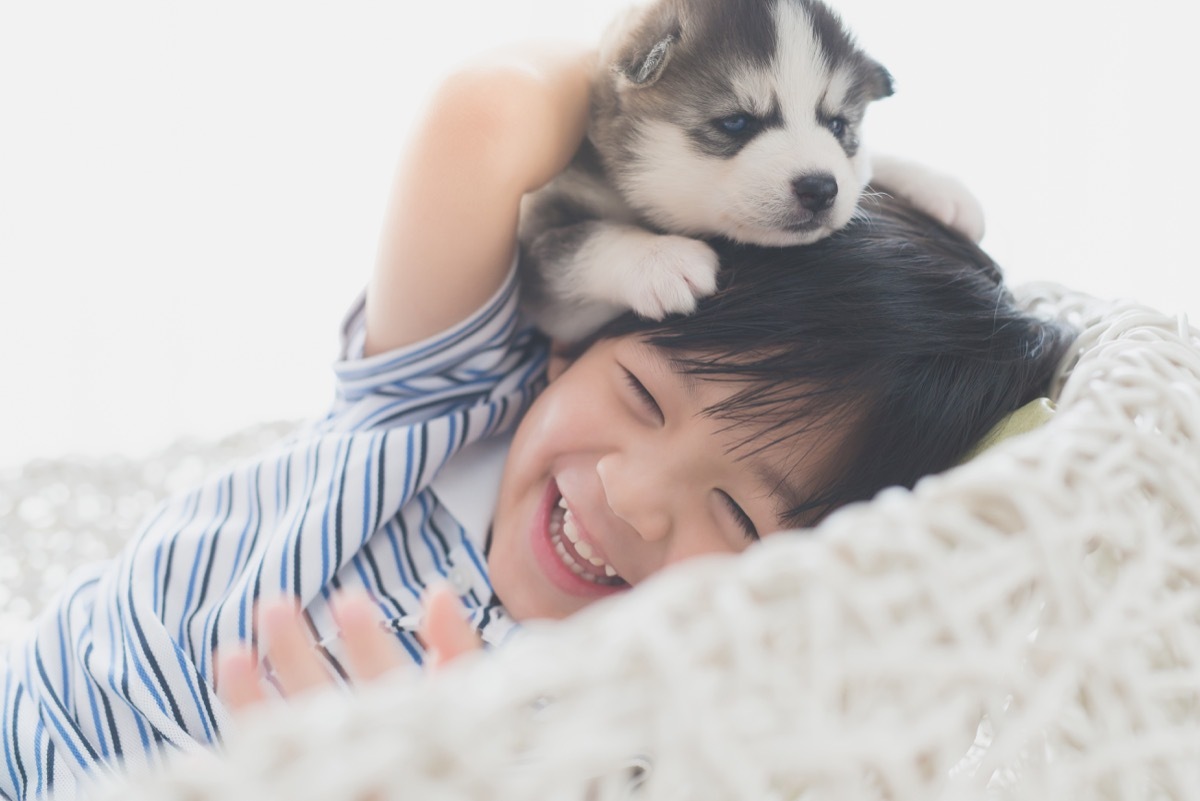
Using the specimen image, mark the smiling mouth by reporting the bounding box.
[549,497,626,587]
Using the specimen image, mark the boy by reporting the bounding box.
[0,44,1068,800]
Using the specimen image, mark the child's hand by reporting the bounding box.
[216,594,410,714]
[417,583,484,670]
[216,589,482,716]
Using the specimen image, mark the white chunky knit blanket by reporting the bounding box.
[4,283,1198,800]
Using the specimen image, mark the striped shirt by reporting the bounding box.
[0,267,547,800]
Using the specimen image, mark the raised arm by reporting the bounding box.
[363,44,594,356]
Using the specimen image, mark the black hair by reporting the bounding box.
[587,194,1075,526]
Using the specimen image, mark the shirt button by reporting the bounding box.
[447,564,471,594]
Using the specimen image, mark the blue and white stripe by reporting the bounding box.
[0,268,546,800]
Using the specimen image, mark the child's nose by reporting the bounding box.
[596,453,671,542]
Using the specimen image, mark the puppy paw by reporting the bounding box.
[917,178,986,243]
[870,155,986,243]
[620,235,720,320]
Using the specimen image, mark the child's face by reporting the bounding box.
[488,334,842,621]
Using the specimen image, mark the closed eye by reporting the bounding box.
[623,367,663,423]
[719,491,759,541]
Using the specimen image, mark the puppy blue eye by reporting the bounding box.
[827,116,847,137]
[720,114,751,134]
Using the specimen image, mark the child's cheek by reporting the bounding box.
[545,380,606,450]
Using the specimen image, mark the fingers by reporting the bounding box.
[215,646,267,713]
[260,601,332,699]
[419,583,483,671]
[215,600,330,716]
[216,591,459,719]
[331,593,409,682]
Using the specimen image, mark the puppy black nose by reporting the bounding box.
[792,173,838,212]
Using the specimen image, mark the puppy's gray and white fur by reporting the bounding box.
[519,0,894,341]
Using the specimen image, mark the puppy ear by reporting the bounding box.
[867,60,895,100]
[616,34,676,85]
[611,5,681,87]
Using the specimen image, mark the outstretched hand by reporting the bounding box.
[217,586,484,715]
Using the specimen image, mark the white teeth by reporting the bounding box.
[562,511,580,543]
[553,536,584,575]
[549,502,621,584]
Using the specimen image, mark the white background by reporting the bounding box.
[2,0,1197,466]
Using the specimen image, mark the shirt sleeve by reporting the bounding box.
[326,259,548,432]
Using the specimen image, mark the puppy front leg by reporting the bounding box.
[521,221,719,342]
[870,154,986,242]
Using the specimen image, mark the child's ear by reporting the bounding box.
[547,341,575,382]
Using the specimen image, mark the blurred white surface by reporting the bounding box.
[1,0,1197,465]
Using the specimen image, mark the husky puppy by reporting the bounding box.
[519,0,895,341]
